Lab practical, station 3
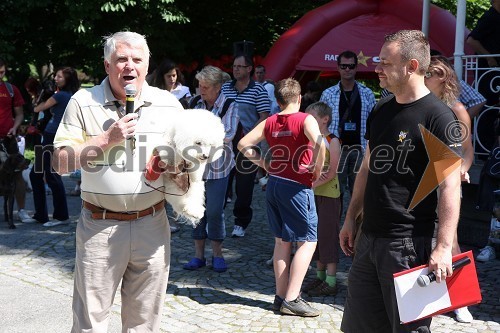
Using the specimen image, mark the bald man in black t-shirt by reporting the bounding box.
[339,30,462,333]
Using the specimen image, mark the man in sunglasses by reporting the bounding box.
[320,50,376,213]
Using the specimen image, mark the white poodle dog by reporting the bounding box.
[155,108,225,224]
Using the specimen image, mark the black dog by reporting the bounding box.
[0,137,28,229]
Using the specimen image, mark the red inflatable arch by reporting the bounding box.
[262,0,472,81]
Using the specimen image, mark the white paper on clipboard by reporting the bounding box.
[393,266,451,323]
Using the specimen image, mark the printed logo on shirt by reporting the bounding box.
[398,130,408,142]
[272,130,292,138]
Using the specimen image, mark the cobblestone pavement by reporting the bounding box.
[0,176,499,332]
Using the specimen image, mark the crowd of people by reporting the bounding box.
[0,4,499,331]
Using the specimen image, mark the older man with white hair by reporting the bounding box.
[53,31,183,332]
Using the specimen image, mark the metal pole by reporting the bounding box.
[422,0,430,37]
[454,0,467,79]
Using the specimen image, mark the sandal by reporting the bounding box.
[183,257,206,270]
[212,257,228,273]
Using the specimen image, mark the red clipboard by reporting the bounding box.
[393,250,481,323]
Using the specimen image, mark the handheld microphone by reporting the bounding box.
[125,84,137,114]
[124,84,137,158]
[417,257,471,287]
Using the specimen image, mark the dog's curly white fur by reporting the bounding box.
[157,109,225,224]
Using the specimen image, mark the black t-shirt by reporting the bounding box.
[338,89,362,145]
[469,7,500,66]
[362,93,461,238]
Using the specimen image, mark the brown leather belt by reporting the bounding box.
[83,200,165,221]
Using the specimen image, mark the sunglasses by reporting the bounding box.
[425,69,443,79]
[339,64,356,70]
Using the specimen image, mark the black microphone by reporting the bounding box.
[125,84,136,114]
[417,257,471,287]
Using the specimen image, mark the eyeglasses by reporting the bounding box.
[232,65,250,70]
[339,64,356,70]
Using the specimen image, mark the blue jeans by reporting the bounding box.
[30,132,69,223]
[192,176,229,242]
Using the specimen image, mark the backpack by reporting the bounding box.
[4,82,15,117]
[189,95,243,151]
[188,95,235,120]
[4,82,14,98]
[321,133,341,198]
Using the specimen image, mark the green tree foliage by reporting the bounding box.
[0,0,491,87]
[1,0,188,83]
[1,0,331,83]
[171,0,330,62]
[431,0,491,29]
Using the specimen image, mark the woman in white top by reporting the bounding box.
[151,59,191,102]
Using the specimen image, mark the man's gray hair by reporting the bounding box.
[103,31,150,63]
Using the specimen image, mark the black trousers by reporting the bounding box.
[341,232,433,333]
[232,151,258,229]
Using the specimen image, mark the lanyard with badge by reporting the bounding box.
[338,84,359,138]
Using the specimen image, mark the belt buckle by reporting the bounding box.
[123,211,140,219]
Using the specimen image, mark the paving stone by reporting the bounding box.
[0,175,498,332]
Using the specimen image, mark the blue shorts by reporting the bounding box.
[266,176,318,242]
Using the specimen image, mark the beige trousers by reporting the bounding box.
[72,208,170,333]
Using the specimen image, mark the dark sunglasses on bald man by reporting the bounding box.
[339,64,356,70]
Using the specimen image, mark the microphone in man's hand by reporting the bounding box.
[125,84,137,115]
[417,257,471,287]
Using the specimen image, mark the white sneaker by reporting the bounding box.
[454,307,473,323]
[476,246,496,262]
[18,209,36,223]
[231,225,245,237]
[43,220,69,227]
